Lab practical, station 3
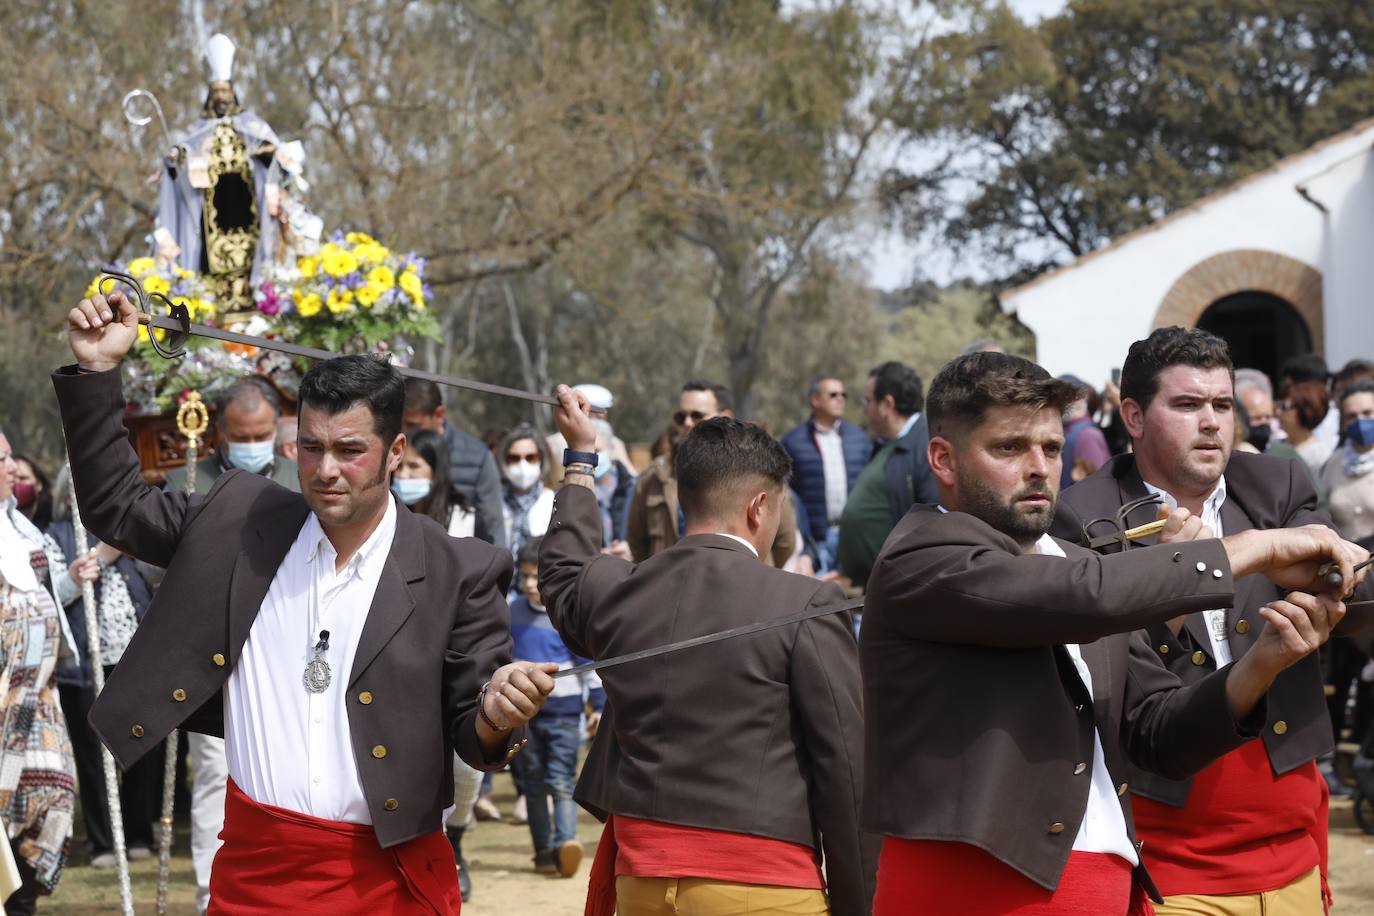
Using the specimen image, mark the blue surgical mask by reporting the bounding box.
[225,440,274,474]
[391,477,432,505]
[593,452,613,481]
[1347,417,1374,448]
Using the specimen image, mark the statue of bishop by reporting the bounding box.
[155,34,279,320]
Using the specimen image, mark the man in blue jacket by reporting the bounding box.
[781,376,872,572]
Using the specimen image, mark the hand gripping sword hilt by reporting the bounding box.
[98,270,191,359]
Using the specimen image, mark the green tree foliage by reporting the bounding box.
[884,0,1374,279]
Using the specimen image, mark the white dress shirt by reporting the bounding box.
[813,423,849,524]
[1034,534,1139,865]
[1142,477,1232,665]
[714,532,759,557]
[224,496,398,824]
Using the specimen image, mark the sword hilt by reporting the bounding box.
[100,271,191,359]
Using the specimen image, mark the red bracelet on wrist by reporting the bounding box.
[477,682,508,732]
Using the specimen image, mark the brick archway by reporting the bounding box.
[1153,249,1324,355]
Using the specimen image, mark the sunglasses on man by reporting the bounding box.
[673,410,710,426]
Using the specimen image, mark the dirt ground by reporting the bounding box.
[44,773,1374,914]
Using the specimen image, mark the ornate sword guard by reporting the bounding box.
[1080,492,1164,553]
[98,270,192,359]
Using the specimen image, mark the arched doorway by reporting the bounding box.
[1196,292,1313,382]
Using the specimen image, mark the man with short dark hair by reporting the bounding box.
[1054,327,1374,914]
[164,375,298,494]
[54,290,555,911]
[541,388,876,916]
[782,376,872,572]
[863,350,1366,915]
[835,361,937,590]
[625,380,797,565]
[401,378,507,548]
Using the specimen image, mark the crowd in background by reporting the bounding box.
[2,342,1373,911]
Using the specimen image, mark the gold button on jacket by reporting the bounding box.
[1117,783,1129,797]
[1158,644,1169,654]
[358,691,373,705]
[1273,720,1288,736]
[131,724,145,738]
[372,745,387,759]
[1190,650,1206,666]
[1073,763,1087,776]
[1048,822,1066,835]
[1235,619,1250,635]
[212,653,226,667]
[383,798,399,811]
[172,689,187,702]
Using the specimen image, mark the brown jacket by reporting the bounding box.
[861,507,1265,899]
[626,454,798,566]
[52,365,522,848]
[541,484,878,915]
[1053,451,1374,805]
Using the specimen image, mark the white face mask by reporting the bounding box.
[505,461,542,491]
[225,439,274,474]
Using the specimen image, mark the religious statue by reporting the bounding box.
[154,33,279,320]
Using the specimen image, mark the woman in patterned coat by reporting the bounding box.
[0,432,77,914]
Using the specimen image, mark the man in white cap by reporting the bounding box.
[546,384,634,484]
[155,33,280,316]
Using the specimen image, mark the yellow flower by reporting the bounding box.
[84,278,101,299]
[143,275,170,296]
[298,256,319,279]
[319,242,344,261]
[346,231,377,246]
[137,324,166,345]
[174,267,194,279]
[322,250,359,278]
[127,257,155,278]
[326,288,353,314]
[366,265,395,291]
[297,293,323,317]
[356,285,379,308]
[399,269,422,299]
[354,241,388,265]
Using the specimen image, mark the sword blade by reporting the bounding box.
[141,314,559,406]
[551,596,864,680]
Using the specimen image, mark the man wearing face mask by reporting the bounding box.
[161,373,299,914]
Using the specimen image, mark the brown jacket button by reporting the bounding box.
[1235,620,1250,635]
[372,745,387,759]
[1049,822,1066,835]
[359,691,373,705]
[172,689,187,702]
[1190,651,1206,666]
[1273,720,1288,736]
[212,653,226,667]
[383,798,399,811]
[131,724,145,738]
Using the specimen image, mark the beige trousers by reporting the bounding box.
[1153,867,1323,916]
[615,875,830,915]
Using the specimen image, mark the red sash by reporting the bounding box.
[584,815,825,916]
[873,838,1153,916]
[1132,743,1328,903]
[208,778,460,915]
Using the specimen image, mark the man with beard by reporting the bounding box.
[1053,327,1374,914]
[625,380,797,566]
[861,351,1368,916]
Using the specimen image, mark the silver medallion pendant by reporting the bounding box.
[303,630,332,694]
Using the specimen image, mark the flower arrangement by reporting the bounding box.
[266,231,440,353]
[86,231,440,415]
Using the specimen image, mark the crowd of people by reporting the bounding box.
[0,289,1372,915]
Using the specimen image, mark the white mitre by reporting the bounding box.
[205,33,236,83]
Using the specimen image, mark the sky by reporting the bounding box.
[856,0,1068,291]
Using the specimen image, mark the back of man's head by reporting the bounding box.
[300,355,406,446]
[869,362,924,417]
[403,378,444,418]
[674,417,791,525]
[1280,353,1330,389]
[928,352,1079,443]
[1233,367,1273,400]
[1119,326,1233,411]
